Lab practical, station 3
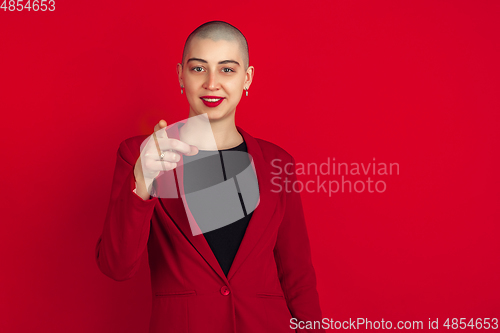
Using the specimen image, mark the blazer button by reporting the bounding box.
[220,286,230,296]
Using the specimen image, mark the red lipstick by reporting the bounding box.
[200,96,225,107]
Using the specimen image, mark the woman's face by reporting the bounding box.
[178,37,253,121]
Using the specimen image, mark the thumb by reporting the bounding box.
[185,145,199,156]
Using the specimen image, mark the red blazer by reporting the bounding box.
[95,122,324,333]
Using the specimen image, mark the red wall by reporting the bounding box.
[1,1,499,332]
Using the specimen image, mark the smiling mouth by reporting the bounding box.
[200,96,225,108]
[201,97,224,102]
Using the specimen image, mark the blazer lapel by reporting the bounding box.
[226,126,280,281]
[158,121,280,283]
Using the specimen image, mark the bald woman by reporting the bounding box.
[96,21,324,333]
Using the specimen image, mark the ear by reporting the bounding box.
[244,65,255,90]
[177,63,184,86]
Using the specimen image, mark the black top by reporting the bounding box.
[182,140,254,277]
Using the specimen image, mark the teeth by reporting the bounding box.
[202,98,222,102]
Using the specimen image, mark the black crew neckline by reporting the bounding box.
[220,141,246,151]
[195,140,246,152]
[178,122,245,152]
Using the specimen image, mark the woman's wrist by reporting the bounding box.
[134,181,150,200]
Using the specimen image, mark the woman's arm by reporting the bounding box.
[95,139,158,281]
[274,155,325,332]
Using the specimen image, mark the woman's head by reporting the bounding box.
[177,21,254,121]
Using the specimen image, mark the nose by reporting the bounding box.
[203,70,219,91]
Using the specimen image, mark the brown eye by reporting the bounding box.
[192,67,203,72]
[222,68,234,73]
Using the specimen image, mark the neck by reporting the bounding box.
[180,110,243,151]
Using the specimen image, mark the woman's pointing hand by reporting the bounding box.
[133,119,198,200]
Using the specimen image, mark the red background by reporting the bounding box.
[1,1,499,332]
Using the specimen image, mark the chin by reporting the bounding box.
[196,108,231,121]
[205,111,228,121]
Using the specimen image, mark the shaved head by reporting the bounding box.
[182,21,249,70]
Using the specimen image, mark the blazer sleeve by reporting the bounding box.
[95,139,158,281]
[274,155,324,332]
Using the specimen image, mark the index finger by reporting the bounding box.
[152,120,198,156]
[154,119,168,139]
[153,120,168,159]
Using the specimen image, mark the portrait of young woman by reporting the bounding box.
[95,21,324,333]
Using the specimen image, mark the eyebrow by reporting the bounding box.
[187,58,240,66]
